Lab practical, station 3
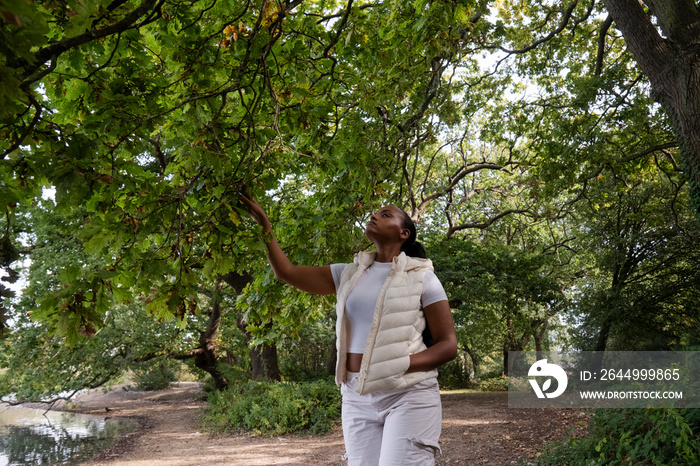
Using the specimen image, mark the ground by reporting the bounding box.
[53,382,588,466]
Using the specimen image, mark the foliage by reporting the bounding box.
[477,375,509,392]
[278,319,336,382]
[569,165,700,352]
[437,355,473,390]
[0,198,246,400]
[131,359,178,391]
[0,229,18,337]
[528,408,700,466]
[0,296,209,401]
[429,236,567,374]
[0,0,479,348]
[201,378,341,436]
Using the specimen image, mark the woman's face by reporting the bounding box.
[364,206,410,244]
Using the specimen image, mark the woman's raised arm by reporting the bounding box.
[239,193,336,295]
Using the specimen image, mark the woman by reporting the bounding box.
[241,194,458,466]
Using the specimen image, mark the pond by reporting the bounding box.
[0,405,138,465]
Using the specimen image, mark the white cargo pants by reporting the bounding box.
[341,373,442,466]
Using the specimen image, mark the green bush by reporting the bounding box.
[478,375,509,391]
[528,408,700,465]
[132,359,177,391]
[202,378,341,436]
[437,356,474,390]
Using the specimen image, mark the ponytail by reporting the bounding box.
[399,210,432,347]
[399,211,428,259]
[401,240,427,259]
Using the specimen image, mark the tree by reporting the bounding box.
[0,199,253,399]
[1,0,481,396]
[570,162,700,352]
[455,0,700,218]
[429,234,567,377]
[0,0,475,332]
[603,0,700,217]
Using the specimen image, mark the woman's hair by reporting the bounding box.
[399,211,427,259]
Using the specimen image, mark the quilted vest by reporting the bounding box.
[334,251,439,395]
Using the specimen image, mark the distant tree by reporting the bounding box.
[571,164,700,352]
[0,200,254,400]
[429,236,566,377]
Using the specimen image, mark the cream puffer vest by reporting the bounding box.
[334,251,439,395]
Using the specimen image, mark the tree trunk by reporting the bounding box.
[328,334,338,377]
[589,319,612,373]
[604,0,700,215]
[235,311,282,382]
[251,343,281,381]
[463,343,479,380]
[193,280,228,390]
[595,319,611,353]
[503,343,517,376]
[223,271,283,381]
[502,317,537,375]
[534,320,548,360]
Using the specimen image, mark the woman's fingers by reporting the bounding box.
[237,190,270,227]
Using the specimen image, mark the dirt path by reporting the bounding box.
[60,382,587,465]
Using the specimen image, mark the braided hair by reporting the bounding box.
[399,211,427,259]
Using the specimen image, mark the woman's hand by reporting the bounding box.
[236,187,336,295]
[407,300,458,372]
[239,190,271,230]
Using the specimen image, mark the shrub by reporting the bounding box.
[132,359,177,391]
[438,356,475,390]
[202,378,341,436]
[527,408,700,465]
[479,375,509,391]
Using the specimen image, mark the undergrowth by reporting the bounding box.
[201,378,341,436]
[526,408,700,465]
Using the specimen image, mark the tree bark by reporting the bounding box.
[534,320,548,360]
[193,280,228,390]
[463,342,480,379]
[251,343,281,381]
[604,0,700,215]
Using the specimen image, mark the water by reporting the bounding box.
[0,405,138,465]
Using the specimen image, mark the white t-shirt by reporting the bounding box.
[331,262,448,353]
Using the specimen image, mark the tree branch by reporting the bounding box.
[20,0,161,81]
[496,1,579,54]
[594,15,614,76]
[447,209,532,238]
[617,141,678,163]
[1,92,44,160]
[323,0,354,57]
